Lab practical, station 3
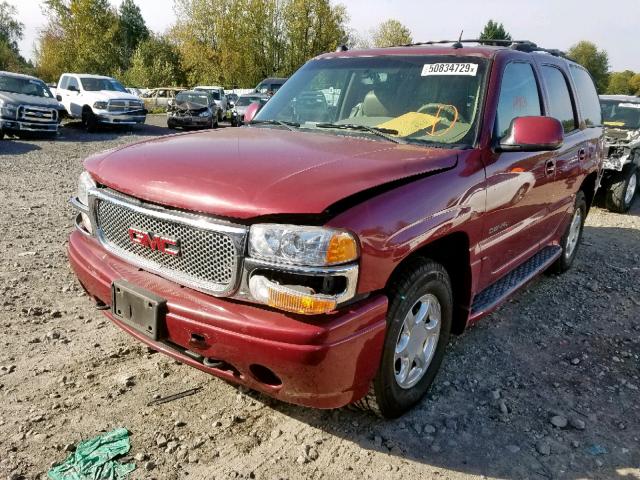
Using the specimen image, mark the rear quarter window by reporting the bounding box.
[569,64,602,126]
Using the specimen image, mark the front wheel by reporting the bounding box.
[605,165,638,213]
[81,109,98,132]
[355,258,452,418]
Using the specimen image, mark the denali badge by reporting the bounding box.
[128,227,181,256]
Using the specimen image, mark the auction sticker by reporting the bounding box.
[422,63,478,76]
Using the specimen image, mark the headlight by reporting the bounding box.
[76,171,96,233]
[198,110,211,117]
[93,101,108,110]
[0,99,18,119]
[249,224,358,266]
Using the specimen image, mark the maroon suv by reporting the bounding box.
[69,41,603,418]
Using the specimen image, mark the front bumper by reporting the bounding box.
[0,118,58,133]
[167,115,211,127]
[68,230,388,408]
[95,109,147,125]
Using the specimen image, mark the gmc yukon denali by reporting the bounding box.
[69,41,603,418]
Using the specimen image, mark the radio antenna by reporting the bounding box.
[452,30,464,49]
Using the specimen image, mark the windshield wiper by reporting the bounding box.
[251,119,300,131]
[315,123,407,144]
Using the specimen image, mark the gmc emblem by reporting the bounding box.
[128,227,181,256]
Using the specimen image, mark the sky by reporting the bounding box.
[13,0,640,72]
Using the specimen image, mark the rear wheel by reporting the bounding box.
[605,165,638,213]
[0,129,4,140]
[354,258,452,418]
[550,190,586,274]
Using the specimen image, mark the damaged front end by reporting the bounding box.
[603,128,640,171]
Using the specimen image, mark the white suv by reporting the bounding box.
[55,74,146,131]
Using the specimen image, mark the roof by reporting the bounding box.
[258,78,287,82]
[194,85,224,90]
[239,92,269,98]
[600,94,640,103]
[64,73,114,79]
[0,70,44,82]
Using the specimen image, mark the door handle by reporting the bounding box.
[578,148,587,161]
[545,159,556,176]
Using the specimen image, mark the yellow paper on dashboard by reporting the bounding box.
[377,112,438,137]
[604,121,626,127]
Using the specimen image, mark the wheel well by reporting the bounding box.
[580,171,598,213]
[386,232,472,335]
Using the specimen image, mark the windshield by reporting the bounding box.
[255,56,488,146]
[600,99,640,130]
[0,75,53,98]
[236,96,263,106]
[195,88,220,100]
[176,93,209,105]
[80,77,127,92]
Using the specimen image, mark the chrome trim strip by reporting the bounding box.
[69,196,89,215]
[88,188,247,297]
[74,213,92,237]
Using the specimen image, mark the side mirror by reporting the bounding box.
[499,116,564,152]
[244,101,263,124]
[68,85,79,92]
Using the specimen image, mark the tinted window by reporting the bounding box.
[67,77,79,90]
[569,65,602,126]
[541,66,576,133]
[496,62,541,138]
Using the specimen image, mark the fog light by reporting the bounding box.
[249,275,337,315]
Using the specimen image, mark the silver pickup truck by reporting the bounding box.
[0,71,61,139]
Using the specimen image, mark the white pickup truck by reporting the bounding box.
[55,73,147,131]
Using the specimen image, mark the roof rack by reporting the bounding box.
[399,39,569,59]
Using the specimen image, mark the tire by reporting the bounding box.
[605,165,638,213]
[354,258,452,418]
[0,129,4,140]
[212,116,219,129]
[550,190,587,274]
[81,108,98,133]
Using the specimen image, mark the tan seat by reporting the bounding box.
[362,91,391,117]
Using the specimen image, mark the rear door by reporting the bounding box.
[537,62,584,242]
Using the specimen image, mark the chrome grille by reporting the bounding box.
[19,105,57,123]
[92,190,246,295]
[108,100,143,112]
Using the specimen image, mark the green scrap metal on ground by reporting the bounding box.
[48,428,135,480]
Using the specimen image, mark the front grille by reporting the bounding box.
[19,105,57,123]
[108,100,143,112]
[93,191,246,295]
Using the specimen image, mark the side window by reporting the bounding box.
[541,66,577,133]
[569,64,602,126]
[59,76,69,90]
[67,77,79,91]
[496,62,542,138]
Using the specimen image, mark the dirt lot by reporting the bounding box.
[1,116,639,480]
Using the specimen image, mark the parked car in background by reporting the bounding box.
[226,93,238,108]
[55,73,146,132]
[126,87,143,97]
[0,71,61,139]
[193,86,228,121]
[69,41,603,418]
[230,93,269,126]
[254,77,287,95]
[142,87,186,111]
[167,90,219,130]
[599,95,640,212]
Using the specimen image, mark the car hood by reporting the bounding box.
[0,91,60,108]
[85,128,459,219]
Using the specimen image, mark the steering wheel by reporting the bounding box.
[416,103,459,136]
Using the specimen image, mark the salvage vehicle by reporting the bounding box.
[230,93,269,126]
[598,95,639,212]
[193,86,228,122]
[254,77,287,95]
[55,74,147,132]
[142,87,186,112]
[0,71,60,139]
[69,41,603,418]
[167,90,219,130]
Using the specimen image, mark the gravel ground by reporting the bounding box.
[1,116,639,480]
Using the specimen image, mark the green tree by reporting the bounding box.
[567,41,609,93]
[0,0,30,71]
[630,74,640,96]
[606,70,636,95]
[479,19,512,44]
[36,0,122,81]
[371,19,412,48]
[122,35,184,87]
[119,0,149,64]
